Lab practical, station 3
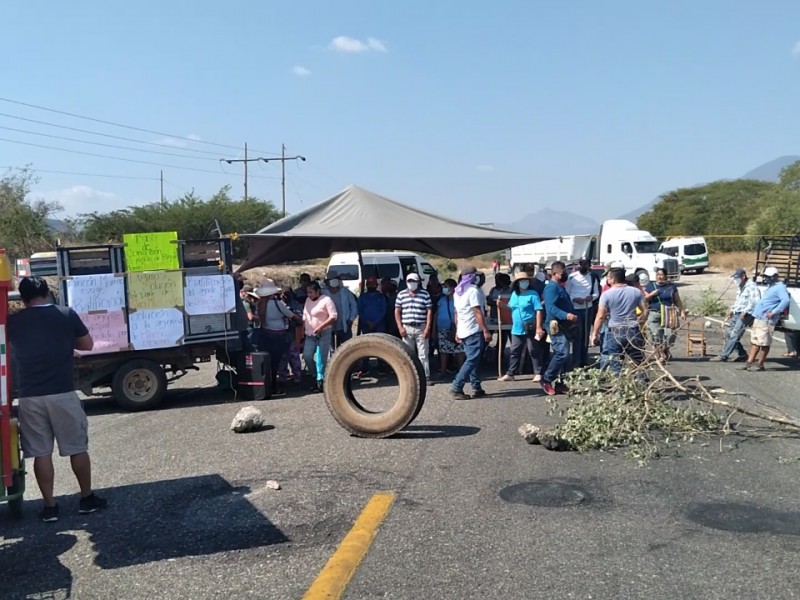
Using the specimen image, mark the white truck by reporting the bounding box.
[597,220,680,282]
[509,234,596,274]
[755,235,800,334]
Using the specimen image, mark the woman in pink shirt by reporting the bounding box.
[303,282,338,392]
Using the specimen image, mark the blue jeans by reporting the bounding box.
[600,326,645,374]
[304,330,332,382]
[544,333,571,383]
[452,332,483,393]
[719,314,748,359]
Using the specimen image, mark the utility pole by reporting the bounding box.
[221,143,261,200]
[261,145,306,218]
[160,170,164,204]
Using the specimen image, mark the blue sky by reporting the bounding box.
[2,0,800,228]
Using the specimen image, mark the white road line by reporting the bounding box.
[705,316,786,345]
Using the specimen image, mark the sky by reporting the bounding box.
[2,0,800,228]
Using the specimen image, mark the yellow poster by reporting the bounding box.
[127,271,184,310]
[123,231,179,272]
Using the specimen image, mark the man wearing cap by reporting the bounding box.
[741,267,790,371]
[566,257,600,368]
[395,272,433,379]
[451,266,492,398]
[323,271,358,350]
[710,268,761,363]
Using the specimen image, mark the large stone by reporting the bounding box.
[518,423,541,445]
[231,406,266,433]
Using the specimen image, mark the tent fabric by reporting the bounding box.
[238,184,546,270]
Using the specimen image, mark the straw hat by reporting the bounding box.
[256,278,281,297]
[513,271,532,282]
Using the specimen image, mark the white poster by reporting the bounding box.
[184,274,236,316]
[128,308,185,350]
[66,274,126,314]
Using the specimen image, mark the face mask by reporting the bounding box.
[519,280,530,290]
[733,278,742,287]
[559,272,568,283]
[329,279,340,288]
[442,288,451,296]
[407,281,419,291]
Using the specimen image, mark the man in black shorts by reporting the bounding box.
[8,276,107,522]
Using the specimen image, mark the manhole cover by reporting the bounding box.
[499,480,592,507]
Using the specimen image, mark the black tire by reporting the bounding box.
[370,333,427,420]
[695,268,705,274]
[7,467,24,519]
[325,335,423,438]
[111,359,168,411]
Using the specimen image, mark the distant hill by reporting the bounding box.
[46,218,69,233]
[497,209,599,237]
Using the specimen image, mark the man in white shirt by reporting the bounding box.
[323,271,358,350]
[565,257,600,368]
[451,266,492,399]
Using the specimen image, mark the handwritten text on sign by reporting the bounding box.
[184,274,236,315]
[76,310,129,355]
[66,274,126,314]
[128,308,185,350]
[128,270,184,310]
[123,231,179,272]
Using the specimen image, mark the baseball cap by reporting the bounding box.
[406,272,421,282]
[241,284,253,293]
[461,265,477,276]
[764,266,779,277]
[732,268,746,279]
[579,255,590,263]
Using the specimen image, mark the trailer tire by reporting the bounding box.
[112,359,168,411]
[324,334,423,438]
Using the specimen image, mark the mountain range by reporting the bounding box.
[498,155,800,235]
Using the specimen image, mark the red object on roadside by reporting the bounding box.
[0,248,14,488]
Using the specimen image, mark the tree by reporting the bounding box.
[0,167,62,259]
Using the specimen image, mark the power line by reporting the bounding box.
[0,111,225,156]
[0,136,281,179]
[0,125,221,161]
[0,96,281,155]
[0,165,159,181]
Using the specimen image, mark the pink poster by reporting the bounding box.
[76,310,130,355]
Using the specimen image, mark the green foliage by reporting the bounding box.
[549,367,721,458]
[0,167,61,259]
[693,286,727,317]
[442,259,458,273]
[77,186,281,259]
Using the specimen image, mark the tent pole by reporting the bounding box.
[356,243,365,296]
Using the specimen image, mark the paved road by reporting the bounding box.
[3,280,800,599]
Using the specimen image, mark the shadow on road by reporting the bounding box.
[389,424,481,439]
[686,501,800,536]
[0,531,76,600]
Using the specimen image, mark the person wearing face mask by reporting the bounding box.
[352,275,388,377]
[303,282,338,392]
[709,268,760,363]
[395,272,434,379]
[451,266,492,399]
[436,278,464,375]
[642,267,686,362]
[741,266,791,371]
[498,272,545,382]
[566,257,600,368]
[540,261,578,396]
[323,271,358,350]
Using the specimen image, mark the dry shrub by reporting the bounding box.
[709,252,753,272]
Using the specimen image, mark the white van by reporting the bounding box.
[327,251,438,294]
[660,237,709,274]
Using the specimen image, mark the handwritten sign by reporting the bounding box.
[184,274,236,315]
[66,274,126,314]
[76,310,129,355]
[128,308,185,350]
[128,271,184,310]
[123,231,179,272]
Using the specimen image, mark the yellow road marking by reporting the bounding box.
[302,492,395,600]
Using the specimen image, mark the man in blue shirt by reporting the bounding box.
[742,266,791,371]
[541,261,578,396]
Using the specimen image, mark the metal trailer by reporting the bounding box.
[754,234,800,335]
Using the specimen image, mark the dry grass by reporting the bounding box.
[709,251,753,273]
[239,263,328,288]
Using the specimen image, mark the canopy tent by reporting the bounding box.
[238,185,546,270]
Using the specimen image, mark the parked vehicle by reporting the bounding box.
[14,251,58,278]
[597,220,680,282]
[327,251,438,294]
[660,237,709,274]
[754,234,800,333]
[509,235,596,274]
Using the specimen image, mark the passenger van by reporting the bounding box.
[660,237,709,274]
[327,251,438,294]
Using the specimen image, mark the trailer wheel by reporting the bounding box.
[112,359,168,411]
[7,468,24,519]
[324,335,423,438]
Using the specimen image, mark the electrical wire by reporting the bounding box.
[0,165,159,181]
[0,96,281,155]
[0,136,281,179]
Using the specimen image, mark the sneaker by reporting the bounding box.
[79,493,107,514]
[739,363,754,371]
[40,504,59,523]
[450,389,471,400]
[498,374,515,382]
[532,374,541,383]
[708,356,727,362]
[541,382,557,396]
[752,364,765,372]
[472,389,487,398]
[555,382,570,394]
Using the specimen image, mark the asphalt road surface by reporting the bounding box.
[3,274,800,600]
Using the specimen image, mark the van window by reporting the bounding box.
[661,246,679,257]
[329,265,359,280]
[421,262,437,275]
[684,243,707,256]
[362,262,401,280]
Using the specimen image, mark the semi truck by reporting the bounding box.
[509,235,596,274]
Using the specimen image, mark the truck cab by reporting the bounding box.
[598,220,680,282]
